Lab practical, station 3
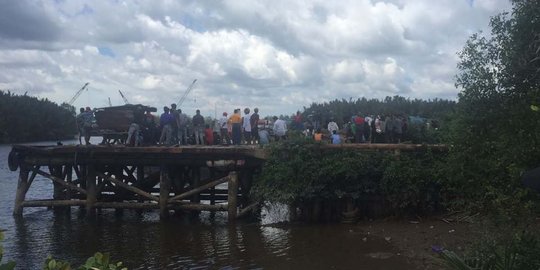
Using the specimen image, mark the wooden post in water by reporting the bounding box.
[228,171,238,221]
[191,166,201,204]
[51,165,64,201]
[86,165,97,217]
[65,165,73,200]
[13,167,30,216]
[159,166,171,219]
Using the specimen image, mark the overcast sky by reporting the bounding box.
[0,0,511,117]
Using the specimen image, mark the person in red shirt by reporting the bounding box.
[204,124,214,145]
[353,113,365,143]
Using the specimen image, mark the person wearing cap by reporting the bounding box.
[218,112,230,145]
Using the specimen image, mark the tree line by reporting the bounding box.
[0,91,77,143]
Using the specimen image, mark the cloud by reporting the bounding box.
[0,0,512,116]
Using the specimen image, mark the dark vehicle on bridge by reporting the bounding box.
[93,104,157,144]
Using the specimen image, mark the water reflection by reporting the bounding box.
[1,141,416,269]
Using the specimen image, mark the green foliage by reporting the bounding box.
[438,232,540,270]
[0,91,77,143]
[78,252,126,270]
[301,96,456,128]
[43,253,127,270]
[0,231,15,270]
[252,138,443,214]
[445,0,540,215]
[44,257,71,270]
[381,151,442,213]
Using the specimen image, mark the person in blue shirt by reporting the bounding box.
[331,130,341,144]
[159,106,174,145]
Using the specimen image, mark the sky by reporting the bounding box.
[0,0,512,117]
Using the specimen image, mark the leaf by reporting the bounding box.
[531,105,539,111]
[0,261,16,270]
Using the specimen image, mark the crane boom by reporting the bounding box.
[177,79,197,106]
[67,82,90,105]
[118,90,129,104]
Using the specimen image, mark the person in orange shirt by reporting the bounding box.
[228,109,242,145]
[313,128,323,142]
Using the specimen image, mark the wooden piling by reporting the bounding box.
[159,166,171,219]
[228,171,239,221]
[85,165,97,216]
[13,167,30,216]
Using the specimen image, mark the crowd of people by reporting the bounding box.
[306,113,409,145]
[76,104,412,146]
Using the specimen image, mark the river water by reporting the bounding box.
[0,140,415,269]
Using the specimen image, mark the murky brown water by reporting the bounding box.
[0,140,415,269]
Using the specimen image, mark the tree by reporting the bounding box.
[445,0,540,212]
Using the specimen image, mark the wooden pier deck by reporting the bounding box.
[8,143,447,220]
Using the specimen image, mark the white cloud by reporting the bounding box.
[0,0,512,116]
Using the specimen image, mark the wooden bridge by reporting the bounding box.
[8,144,447,221]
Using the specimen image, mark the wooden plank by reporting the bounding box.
[237,202,259,218]
[172,203,228,211]
[34,169,87,195]
[94,202,159,209]
[22,200,87,207]
[168,175,229,202]
[96,172,159,202]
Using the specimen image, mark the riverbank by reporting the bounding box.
[356,215,484,270]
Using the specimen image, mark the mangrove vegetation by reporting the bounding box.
[0,91,77,143]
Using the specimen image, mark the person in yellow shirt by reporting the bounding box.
[228,109,242,145]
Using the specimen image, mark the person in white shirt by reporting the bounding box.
[327,119,339,135]
[218,112,229,145]
[272,116,287,141]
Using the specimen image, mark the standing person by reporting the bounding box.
[364,116,371,143]
[177,109,189,145]
[250,108,260,144]
[204,124,214,145]
[76,107,85,145]
[314,128,323,142]
[192,109,205,145]
[242,108,252,144]
[273,116,287,141]
[142,110,157,145]
[258,127,270,145]
[293,111,303,131]
[159,106,174,145]
[385,115,395,144]
[219,112,230,145]
[374,115,382,143]
[327,118,339,135]
[170,104,179,144]
[331,130,341,144]
[229,109,242,145]
[81,107,95,145]
[394,116,403,143]
[353,113,365,143]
